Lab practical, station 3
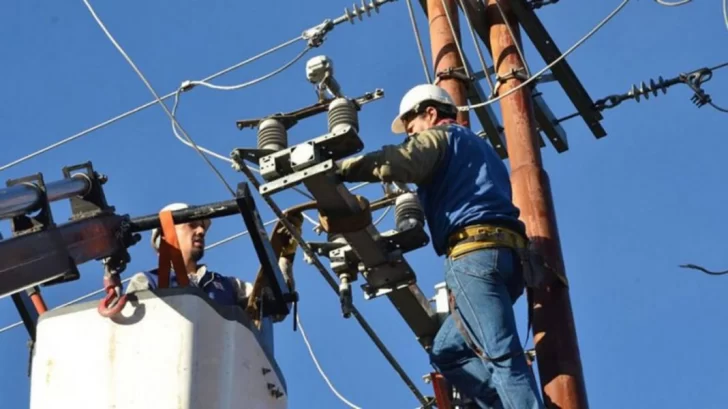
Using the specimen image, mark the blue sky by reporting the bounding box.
[1,1,727,408]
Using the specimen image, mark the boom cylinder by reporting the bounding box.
[0,175,91,221]
[128,199,242,233]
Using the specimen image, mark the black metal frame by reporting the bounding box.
[235,89,385,131]
[234,182,294,317]
[505,0,606,138]
[10,288,41,341]
[62,162,114,220]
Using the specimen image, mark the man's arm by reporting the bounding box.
[338,127,449,185]
[228,277,254,304]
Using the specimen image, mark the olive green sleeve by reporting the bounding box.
[337,128,449,185]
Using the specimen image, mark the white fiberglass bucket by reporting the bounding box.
[29,287,287,409]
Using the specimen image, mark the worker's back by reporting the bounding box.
[417,123,524,256]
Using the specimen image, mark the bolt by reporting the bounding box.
[262,367,271,375]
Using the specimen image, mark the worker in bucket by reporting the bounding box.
[126,202,252,307]
[334,84,543,408]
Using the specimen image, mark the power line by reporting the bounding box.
[0,37,304,173]
[458,0,495,94]
[296,314,363,409]
[184,45,312,92]
[1,0,399,174]
[405,0,432,83]
[654,0,691,6]
[168,89,318,202]
[458,0,632,112]
[82,0,236,196]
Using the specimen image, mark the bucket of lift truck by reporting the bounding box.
[28,287,287,409]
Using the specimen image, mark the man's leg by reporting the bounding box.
[446,248,543,409]
[429,315,503,408]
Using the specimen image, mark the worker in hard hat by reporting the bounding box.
[336,84,543,408]
[126,202,252,307]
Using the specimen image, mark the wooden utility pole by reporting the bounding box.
[426,0,470,128]
[485,1,589,408]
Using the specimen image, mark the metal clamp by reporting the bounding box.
[492,67,530,98]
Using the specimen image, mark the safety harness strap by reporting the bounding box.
[157,210,190,288]
[446,224,536,364]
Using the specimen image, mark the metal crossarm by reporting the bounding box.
[232,126,441,349]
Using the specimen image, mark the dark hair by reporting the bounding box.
[420,100,457,121]
[402,100,457,123]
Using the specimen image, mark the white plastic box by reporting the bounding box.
[29,288,287,409]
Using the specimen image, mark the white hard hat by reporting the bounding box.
[391,84,456,134]
[151,202,212,251]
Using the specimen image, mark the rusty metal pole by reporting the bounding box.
[426,0,470,128]
[484,1,588,408]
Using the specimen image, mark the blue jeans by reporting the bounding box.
[429,247,544,409]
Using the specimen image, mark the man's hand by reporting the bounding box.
[318,195,372,235]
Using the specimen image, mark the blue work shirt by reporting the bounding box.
[141,264,244,307]
[339,122,525,256]
[417,123,525,255]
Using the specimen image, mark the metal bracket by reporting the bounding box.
[435,66,472,85]
[306,241,348,257]
[11,287,41,341]
[492,67,530,98]
[62,162,114,220]
[0,212,128,300]
[6,173,54,235]
[532,90,568,152]
[235,89,384,131]
[507,0,606,139]
[234,124,362,189]
[235,182,293,318]
[4,174,80,287]
[228,148,279,164]
[302,19,334,47]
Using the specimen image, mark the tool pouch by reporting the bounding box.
[517,242,568,289]
[518,242,547,290]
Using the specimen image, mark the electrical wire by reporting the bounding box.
[708,101,728,113]
[82,0,236,196]
[27,3,417,405]
[296,314,363,409]
[0,36,304,173]
[373,205,392,227]
[169,87,317,202]
[440,0,472,80]
[654,0,691,6]
[654,0,727,31]
[458,0,632,112]
[186,45,312,92]
[405,0,433,83]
